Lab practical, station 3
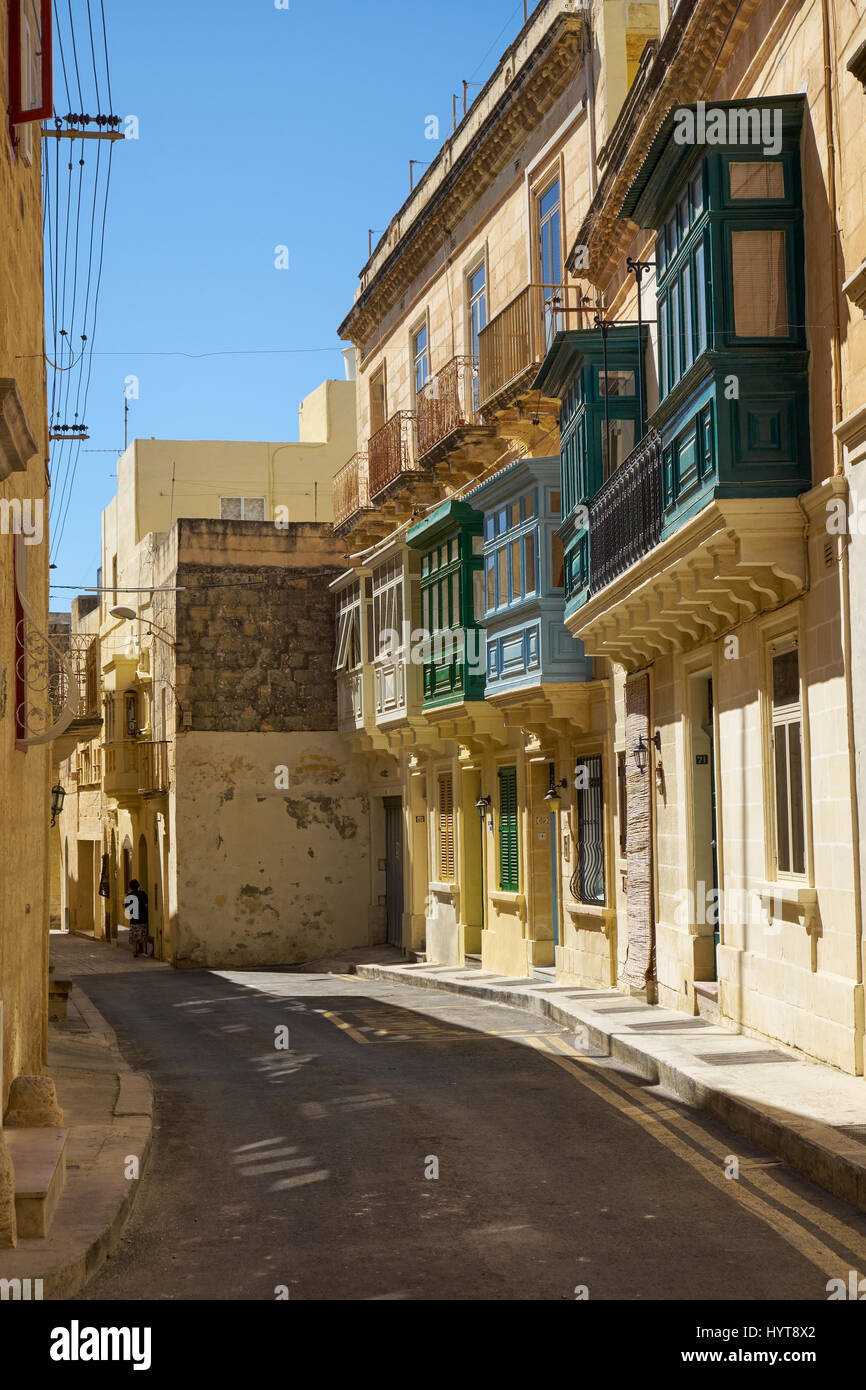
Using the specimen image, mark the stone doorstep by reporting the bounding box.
[4,1128,68,1239]
[354,962,866,1215]
[694,981,720,1024]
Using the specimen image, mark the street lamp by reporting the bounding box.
[50,783,66,827]
[633,730,661,774]
[110,606,175,645]
[475,794,491,819]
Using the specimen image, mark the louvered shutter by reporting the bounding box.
[437,773,455,882]
[498,765,519,892]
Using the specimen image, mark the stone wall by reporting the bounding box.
[166,519,345,733]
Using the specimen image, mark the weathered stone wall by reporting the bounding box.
[167,520,344,733]
[0,3,51,1110]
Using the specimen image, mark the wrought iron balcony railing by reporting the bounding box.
[333,450,370,529]
[416,355,477,460]
[478,283,593,410]
[368,411,419,500]
[588,428,663,595]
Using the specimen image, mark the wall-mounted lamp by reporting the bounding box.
[50,783,66,827]
[475,794,491,819]
[634,730,662,774]
[544,772,568,808]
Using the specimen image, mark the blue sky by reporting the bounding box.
[48,0,530,597]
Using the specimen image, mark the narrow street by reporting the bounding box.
[55,935,866,1303]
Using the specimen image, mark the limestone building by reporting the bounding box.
[56,381,377,967]
[329,0,866,1078]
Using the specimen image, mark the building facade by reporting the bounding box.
[330,0,866,1078]
[56,382,378,967]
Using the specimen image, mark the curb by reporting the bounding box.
[355,962,866,1215]
[0,982,154,1300]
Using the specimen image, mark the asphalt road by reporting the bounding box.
[57,935,866,1302]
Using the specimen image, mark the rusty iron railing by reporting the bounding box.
[369,411,418,500]
[478,283,594,409]
[333,450,370,529]
[49,633,99,721]
[416,355,478,460]
[588,429,663,595]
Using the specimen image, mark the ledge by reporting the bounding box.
[0,377,39,479]
[565,496,807,671]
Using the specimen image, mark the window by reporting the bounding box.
[731,229,788,337]
[412,323,430,397]
[604,418,636,478]
[437,773,455,882]
[9,1,52,163]
[498,765,519,892]
[770,645,806,876]
[550,533,564,590]
[729,161,784,200]
[575,755,605,903]
[538,179,563,348]
[334,582,363,672]
[372,556,404,658]
[370,365,387,436]
[220,496,266,520]
[124,692,138,738]
[538,180,562,285]
[468,262,487,359]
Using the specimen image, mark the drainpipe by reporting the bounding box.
[821,0,864,1059]
[584,41,598,200]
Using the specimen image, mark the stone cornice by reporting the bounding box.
[339,9,587,349]
[566,0,766,288]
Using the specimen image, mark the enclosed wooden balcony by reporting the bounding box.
[138,740,169,795]
[369,411,419,501]
[478,283,593,423]
[567,430,809,671]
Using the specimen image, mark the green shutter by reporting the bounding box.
[498,765,519,892]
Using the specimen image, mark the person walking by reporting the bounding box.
[124,879,150,958]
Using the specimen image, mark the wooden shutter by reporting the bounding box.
[437,773,455,882]
[497,765,519,892]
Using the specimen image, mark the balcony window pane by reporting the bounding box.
[508,501,519,530]
[695,242,707,354]
[451,572,460,627]
[497,548,507,607]
[682,263,693,370]
[473,569,485,624]
[550,489,561,515]
[600,369,635,397]
[551,532,564,590]
[510,539,522,601]
[497,507,507,536]
[605,418,635,476]
[524,531,536,594]
[522,491,537,520]
[732,230,788,336]
[691,170,703,217]
[670,280,681,383]
[659,298,668,398]
[729,161,784,199]
[539,180,562,286]
[678,191,689,238]
[486,555,495,612]
[773,649,800,707]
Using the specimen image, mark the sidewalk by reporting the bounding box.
[0,962,154,1299]
[354,959,866,1214]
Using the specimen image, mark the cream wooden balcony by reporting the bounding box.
[138,740,169,796]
